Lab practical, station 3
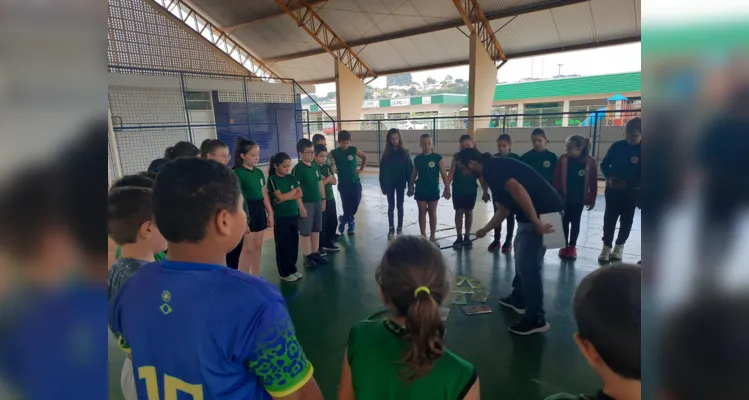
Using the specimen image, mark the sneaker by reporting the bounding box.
[337,216,346,234]
[498,296,525,314]
[611,244,624,260]
[452,238,463,249]
[558,247,569,258]
[462,234,473,248]
[487,239,500,252]
[303,255,317,268]
[501,240,513,253]
[508,319,551,336]
[318,249,327,257]
[388,228,395,239]
[280,274,298,282]
[312,253,327,265]
[294,272,303,279]
[567,246,577,259]
[598,246,612,262]
[396,227,403,235]
[322,243,340,252]
[347,217,356,235]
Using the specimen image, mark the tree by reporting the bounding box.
[443,75,454,85]
[364,85,373,100]
[408,87,416,96]
[425,76,437,85]
[455,78,465,84]
[324,91,336,101]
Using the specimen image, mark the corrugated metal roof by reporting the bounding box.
[183,0,640,83]
[494,72,641,101]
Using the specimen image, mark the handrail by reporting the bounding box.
[331,109,640,124]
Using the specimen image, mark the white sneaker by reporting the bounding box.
[610,244,624,260]
[598,246,612,262]
[294,272,303,279]
[280,274,298,282]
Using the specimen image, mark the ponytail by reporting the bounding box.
[566,135,591,158]
[268,152,290,176]
[233,137,258,169]
[403,288,445,381]
[582,137,592,158]
[376,236,449,382]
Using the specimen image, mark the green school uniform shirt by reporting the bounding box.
[267,174,300,218]
[451,152,478,196]
[234,166,266,201]
[331,146,360,185]
[347,320,476,400]
[414,153,443,198]
[521,149,558,184]
[292,161,322,203]
[318,162,335,200]
[115,247,166,262]
[565,157,587,205]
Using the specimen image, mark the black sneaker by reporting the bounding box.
[462,234,473,248]
[488,239,500,252]
[498,296,526,314]
[318,248,328,257]
[388,228,395,239]
[322,243,340,252]
[396,227,403,235]
[303,255,317,268]
[508,318,550,336]
[452,238,463,249]
[312,253,327,265]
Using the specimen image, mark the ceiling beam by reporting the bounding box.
[264,0,589,63]
[222,0,327,32]
[296,35,641,85]
[452,0,507,66]
[274,0,377,81]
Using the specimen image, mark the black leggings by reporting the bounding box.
[493,202,515,242]
[274,216,299,278]
[602,188,637,247]
[562,204,584,247]
[385,186,405,228]
[320,199,338,247]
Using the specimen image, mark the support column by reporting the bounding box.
[335,59,366,132]
[467,32,497,137]
[516,103,524,128]
[562,99,570,127]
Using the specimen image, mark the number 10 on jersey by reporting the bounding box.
[138,366,204,399]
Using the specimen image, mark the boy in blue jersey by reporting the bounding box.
[109,158,322,400]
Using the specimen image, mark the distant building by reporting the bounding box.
[386,73,413,87]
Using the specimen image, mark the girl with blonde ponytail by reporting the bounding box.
[338,236,480,399]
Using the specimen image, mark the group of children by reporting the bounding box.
[378,127,606,260]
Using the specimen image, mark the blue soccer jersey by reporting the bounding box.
[109,260,313,399]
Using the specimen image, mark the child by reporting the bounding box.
[314,133,340,242]
[107,186,167,400]
[109,174,167,263]
[330,130,368,235]
[446,134,478,248]
[489,133,520,252]
[379,128,413,238]
[200,138,230,165]
[109,158,321,399]
[292,138,327,268]
[315,144,340,252]
[338,236,479,400]
[521,128,557,185]
[165,141,200,159]
[268,152,305,281]
[599,117,641,262]
[232,137,273,275]
[554,135,598,259]
[545,264,640,400]
[408,134,449,242]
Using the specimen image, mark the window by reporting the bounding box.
[186,91,212,110]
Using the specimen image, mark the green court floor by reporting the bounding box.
[108,172,641,399]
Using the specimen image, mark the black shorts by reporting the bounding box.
[415,192,440,202]
[247,198,268,232]
[452,193,477,210]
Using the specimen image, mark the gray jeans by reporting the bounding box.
[509,222,547,322]
[299,201,323,236]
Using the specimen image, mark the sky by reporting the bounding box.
[313,42,641,96]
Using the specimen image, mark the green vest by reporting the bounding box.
[331,146,360,185]
[451,153,478,196]
[414,153,443,197]
[347,320,476,400]
[318,162,335,200]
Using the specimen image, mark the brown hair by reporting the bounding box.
[383,128,407,159]
[566,134,591,158]
[375,236,450,381]
[497,133,512,144]
[107,187,154,245]
[338,130,352,141]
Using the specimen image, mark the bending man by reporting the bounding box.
[457,148,563,335]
